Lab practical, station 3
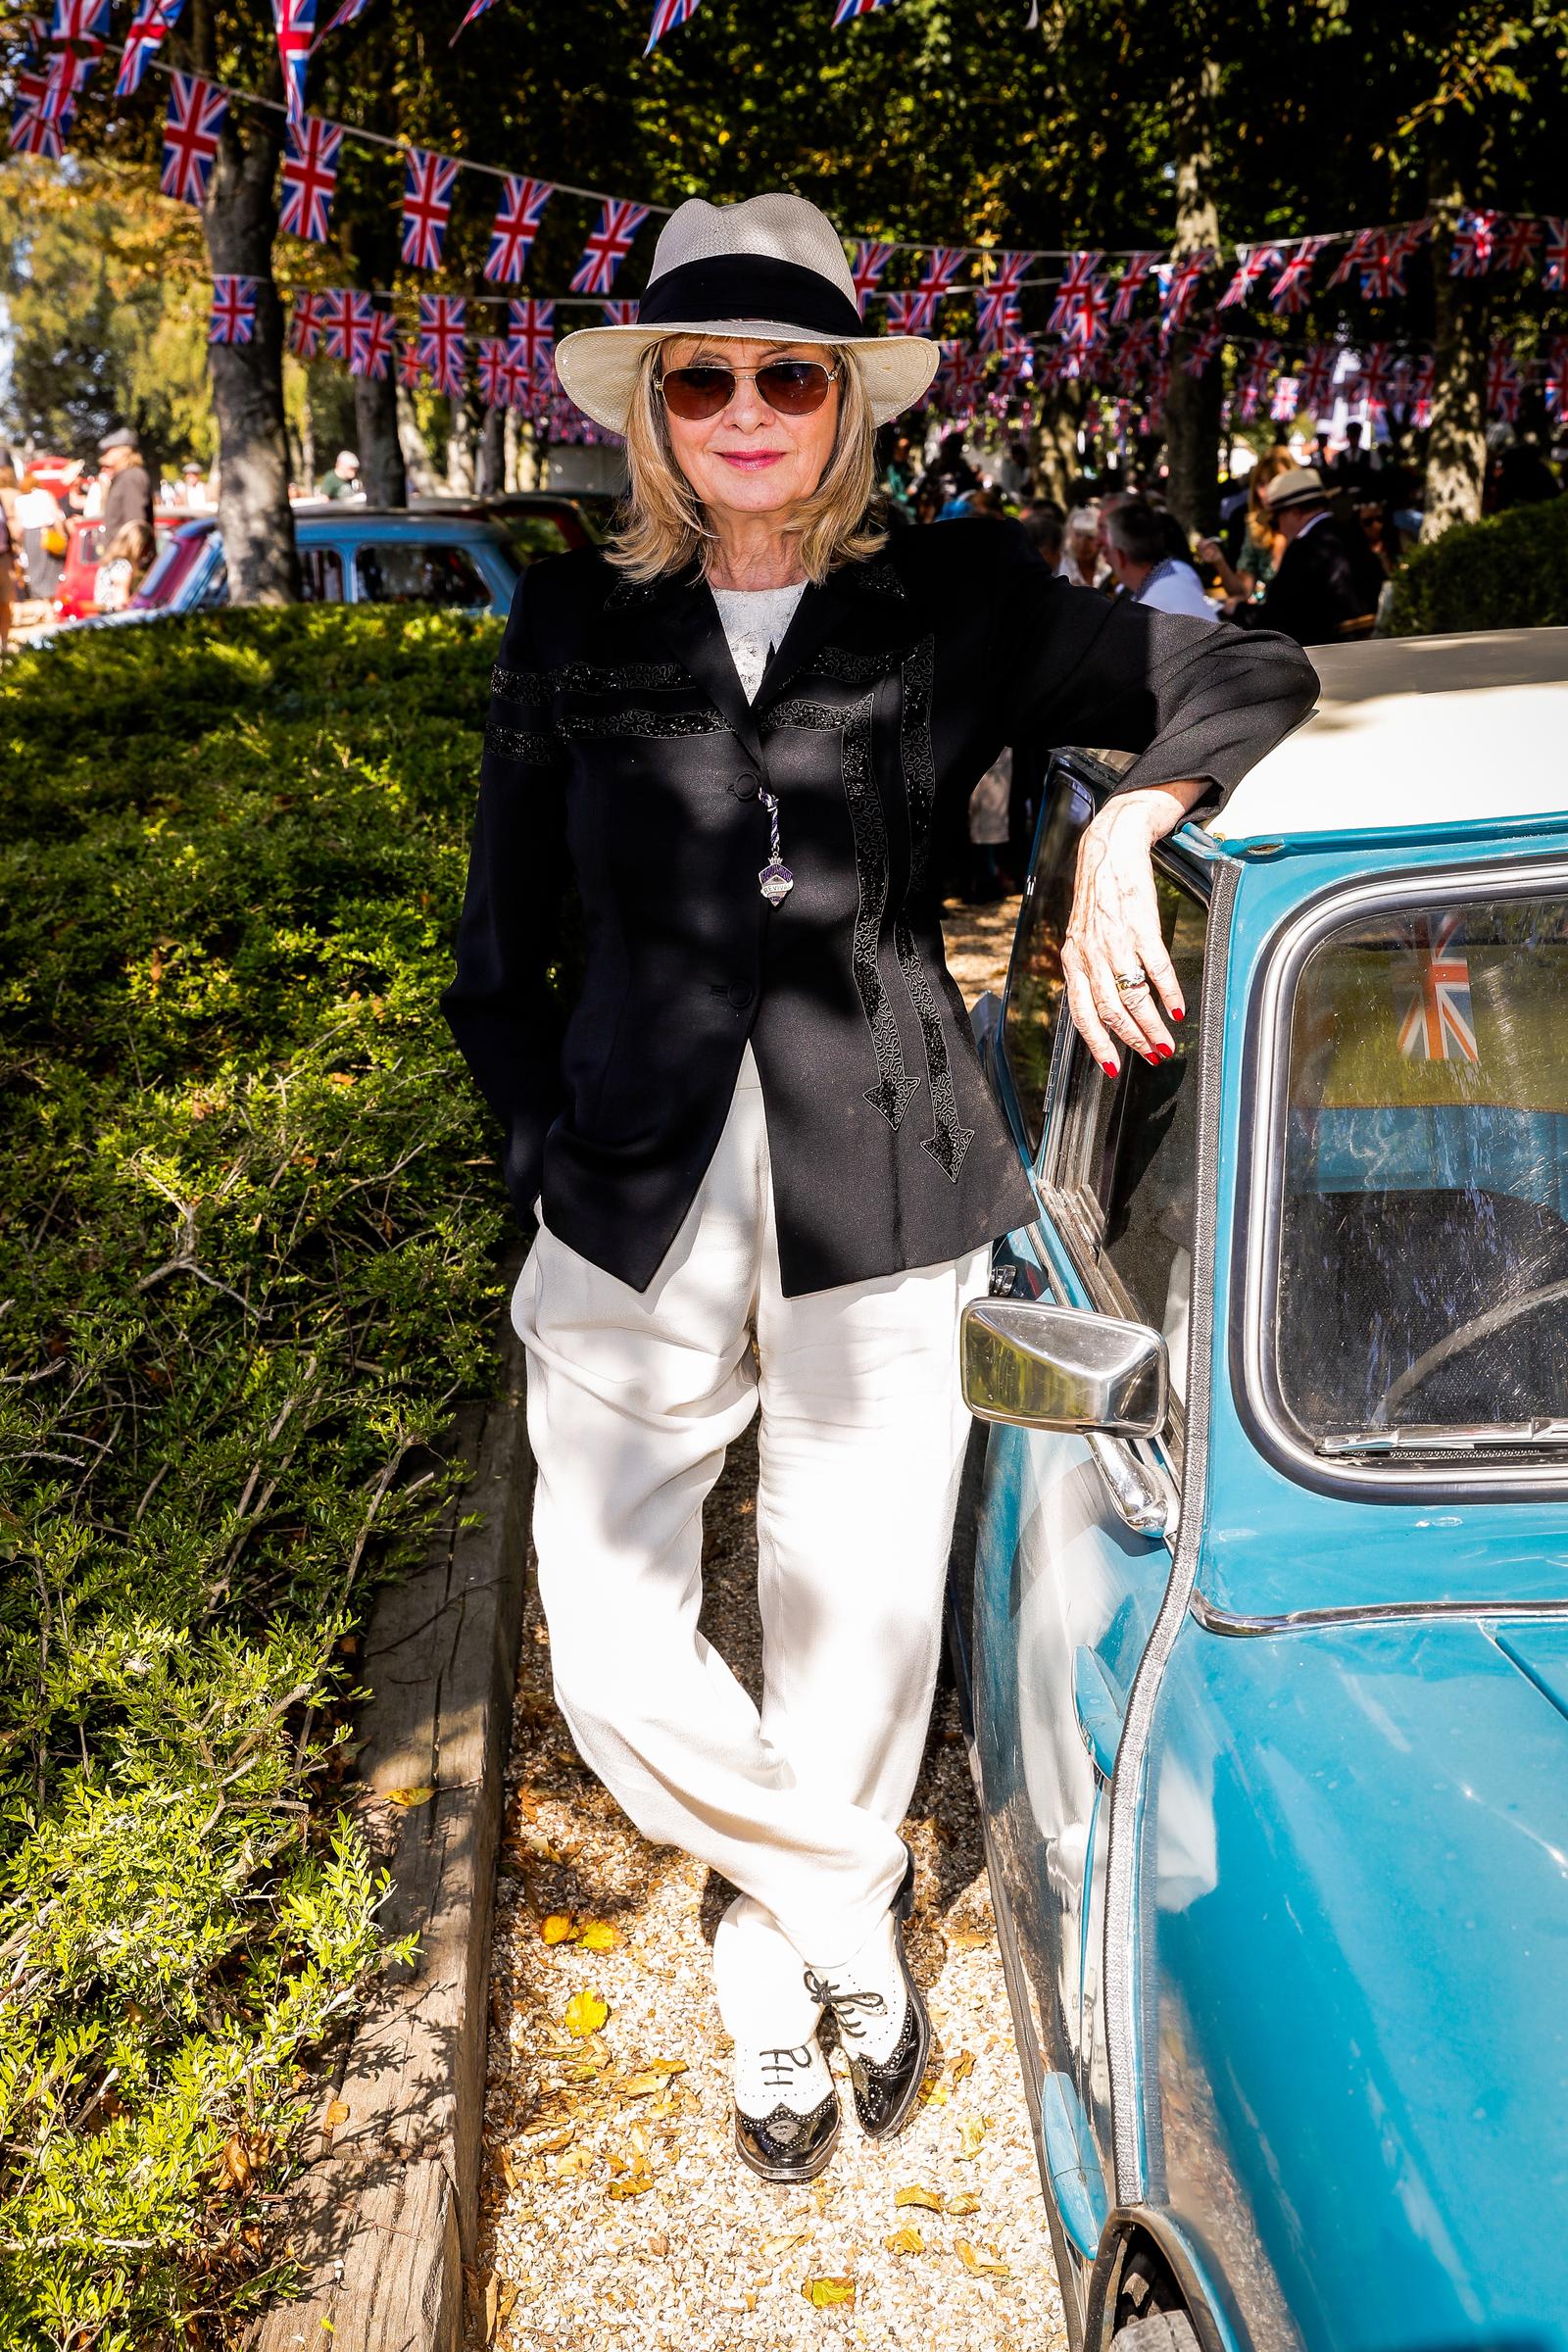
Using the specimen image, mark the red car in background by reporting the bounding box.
[52,513,192,622]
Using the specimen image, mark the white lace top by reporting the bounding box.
[709,580,808,703]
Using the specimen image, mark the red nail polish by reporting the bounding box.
[1158,1045,1175,1060]
[1102,1060,1118,1078]
[1171,1006,1185,1022]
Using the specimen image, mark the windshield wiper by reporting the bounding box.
[1319,1420,1568,1457]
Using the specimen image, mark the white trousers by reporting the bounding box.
[513,1046,988,2043]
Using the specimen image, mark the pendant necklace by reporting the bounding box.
[758,786,794,906]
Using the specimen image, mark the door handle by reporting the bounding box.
[1085,1430,1169,1539]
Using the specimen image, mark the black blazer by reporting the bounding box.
[440,519,1316,1297]
[1235,511,1386,646]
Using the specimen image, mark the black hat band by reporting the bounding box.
[638,253,866,341]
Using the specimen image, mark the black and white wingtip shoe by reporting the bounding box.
[805,1842,931,2143]
[733,2034,841,2183]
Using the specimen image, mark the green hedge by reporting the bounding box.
[1386,494,1568,635]
[0,611,514,2345]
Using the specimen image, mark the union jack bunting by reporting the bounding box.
[37,41,98,122]
[645,0,699,51]
[975,252,1034,349]
[1112,337,1148,397]
[1544,336,1568,416]
[1326,228,1377,290]
[1181,321,1223,377]
[1237,339,1280,419]
[451,0,503,37]
[1295,341,1340,414]
[49,0,109,38]
[1486,335,1522,421]
[346,295,395,378]
[1110,251,1158,325]
[1268,236,1325,314]
[1269,375,1298,422]
[1357,230,1412,302]
[1496,217,1542,274]
[882,293,921,333]
[1157,248,1210,333]
[602,300,639,323]
[325,0,371,24]
[1048,250,1104,341]
[287,288,328,358]
[483,174,552,284]
[850,240,894,308]
[507,297,555,372]
[271,0,316,124]
[833,0,891,22]
[1396,912,1478,1065]
[10,95,66,156]
[209,274,258,345]
[570,200,651,295]
[1353,340,1395,406]
[160,73,227,206]
[416,293,467,395]
[397,339,425,388]
[1217,245,1280,310]
[903,248,965,332]
[477,337,510,407]
[317,286,354,359]
[1410,351,1435,429]
[279,115,342,242]
[1449,208,1499,276]
[115,0,178,97]
[401,147,461,271]
[1544,220,1568,292]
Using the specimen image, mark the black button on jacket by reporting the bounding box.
[440,518,1316,1298]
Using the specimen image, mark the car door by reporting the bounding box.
[973,755,1209,2261]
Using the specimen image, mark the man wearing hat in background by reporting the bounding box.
[1225,464,1385,646]
[98,428,156,539]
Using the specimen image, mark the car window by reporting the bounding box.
[1001,765,1097,1155]
[299,545,344,604]
[356,541,488,607]
[1274,889,1568,1444]
[507,514,570,562]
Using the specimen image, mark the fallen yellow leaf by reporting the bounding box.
[564,1989,609,2037]
[514,1787,539,1822]
[617,2070,667,2099]
[956,2115,989,2160]
[646,2057,687,2077]
[321,2098,349,2132]
[955,2238,1010,2279]
[386,1785,434,1809]
[949,2049,978,2085]
[606,2159,655,2200]
[525,2125,573,2156]
[948,1924,991,1952]
[499,2146,521,2193]
[884,2226,925,2256]
[579,1920,619,1951]
[947,2189,982,2217]
[801,2277,857,2308]
[895,2183,945,2212]
[760,2230,809,2261]
[919,2076,950,2105]
[540,1914,578,1945]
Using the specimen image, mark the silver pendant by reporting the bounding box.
[760,860,795,906]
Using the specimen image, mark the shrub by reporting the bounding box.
[0,610,514,2345]
[1385,495,1568,636]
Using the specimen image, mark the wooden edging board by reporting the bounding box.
[251,1266,531,2352]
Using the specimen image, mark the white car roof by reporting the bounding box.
[1206,626,1568,842]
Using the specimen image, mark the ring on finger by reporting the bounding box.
[1112,967,1148,996]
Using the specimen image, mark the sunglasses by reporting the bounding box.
[657,359,843,421]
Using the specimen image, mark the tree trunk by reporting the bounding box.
[201,114,298,603]
[354,313,407,508]
[1030,389,1081,506]
[1421,184,1491,542]
[476,403,505,494]
[503,405,520,492]
[514,422,542,491]
[1163,59,1223,536]
[298,396,315,498]
[445,384,479,493]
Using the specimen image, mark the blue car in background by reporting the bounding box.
[99,504,522,624]
[952,627,1568,2352]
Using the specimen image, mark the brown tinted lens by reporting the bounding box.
[754,362,836,414]
[660,366,735,419]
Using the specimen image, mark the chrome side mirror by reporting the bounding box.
[961,1298,1169,1438]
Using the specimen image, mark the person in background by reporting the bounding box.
[1225,465,1384,645]
[0,464,15,659]
[965,746,1012,902]
[993,437,1033,501]
[98,428,156,536]
[318,448,362,500]
[1326,419,1376,498]
[1102,497,1218,623]
[1016,500,1064,570]
[1058,502,1102,588]
[94,520,157,612]
[179,460,215,512]
[917,428,978,511]
[1197,445,1294,605]
[14,469,70,605]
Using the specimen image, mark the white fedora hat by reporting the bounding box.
[554,191,941,433]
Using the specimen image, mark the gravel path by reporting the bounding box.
[472,895,1057,2352]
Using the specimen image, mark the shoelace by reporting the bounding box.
[803,1970,889,2041]
[760,2042,816,2092]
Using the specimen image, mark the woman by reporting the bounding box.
[94,519,156,612]
[1197,443,1294,605]
[441,194,1315,2185]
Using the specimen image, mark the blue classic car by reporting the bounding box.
[953,626,1568,2352]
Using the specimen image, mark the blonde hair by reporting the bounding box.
[1246,445,1297,550]
[609,337,885,584]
